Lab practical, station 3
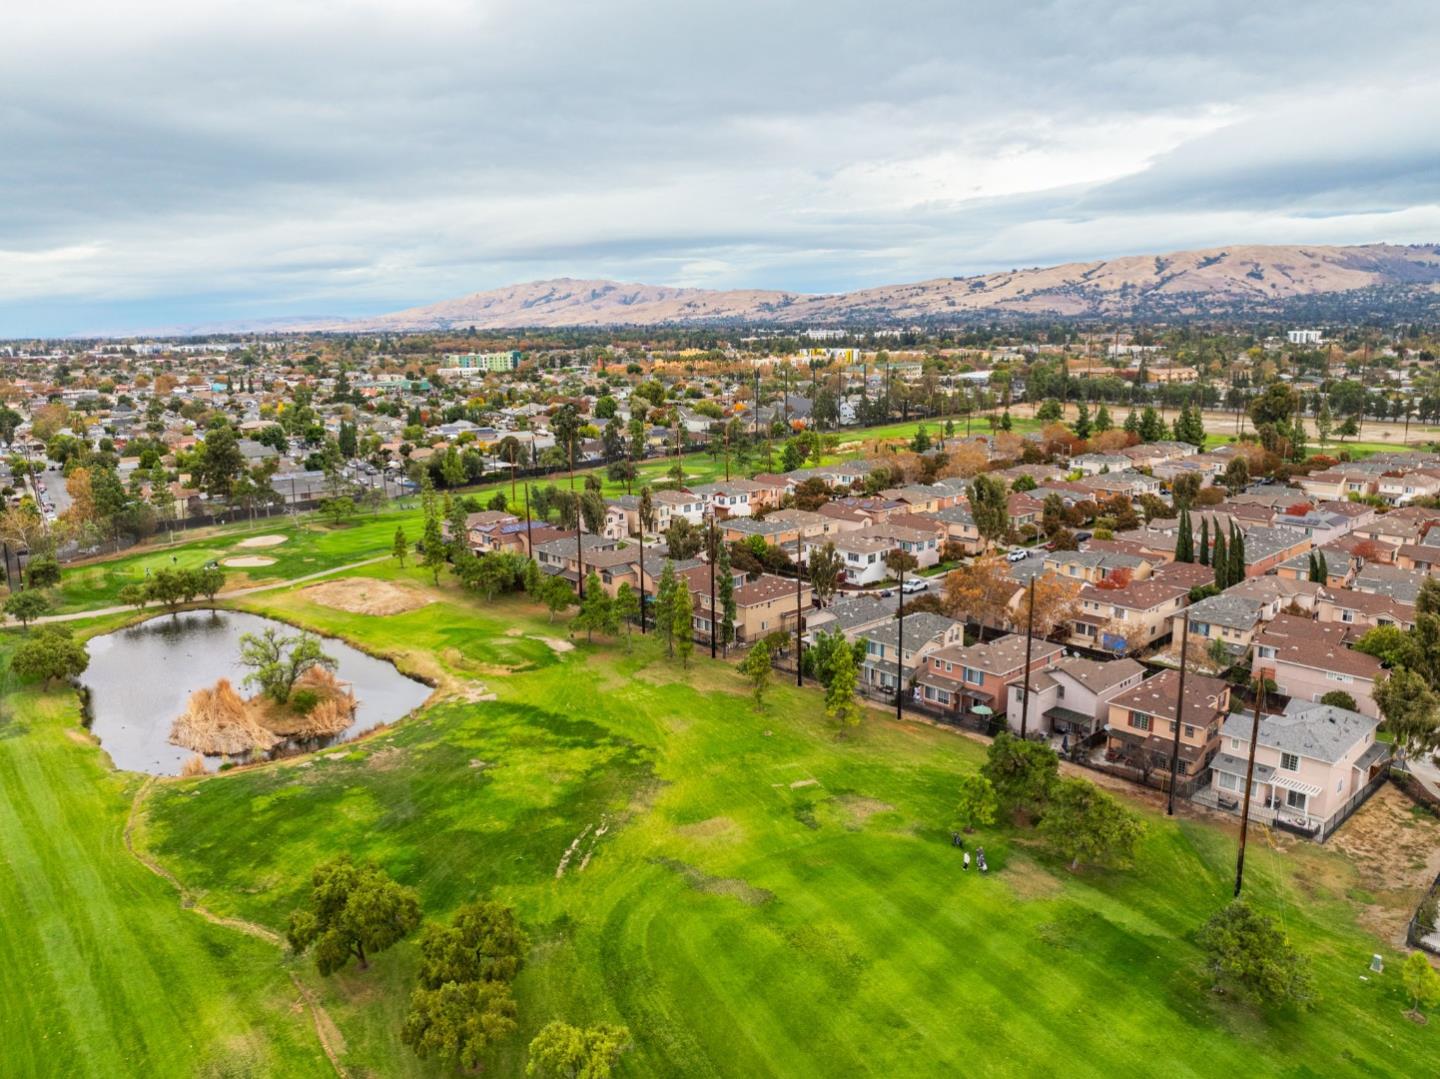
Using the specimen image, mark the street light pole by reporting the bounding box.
[1234,678,1266,898]
[1166,617,1191,816]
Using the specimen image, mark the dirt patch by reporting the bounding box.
[366,745,405,771]
[1329,784,1440,945]
[221,555,276,568]
[451,682,497,702]
[789,778,819,789]
[655,857,773,906]
[235,534,287,548]
[64,728,97,747]
[530,635,574,653]
[837,795,893,828]
[677,816,740,840]
[1001,856,1067,901]
[302,578,432,616]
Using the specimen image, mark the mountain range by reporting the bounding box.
[273,243,1440,333]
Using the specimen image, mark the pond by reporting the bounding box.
[81,609,432,775]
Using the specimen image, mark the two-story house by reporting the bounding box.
[1106,670,1230,783]
[857,613,964,697]
[1253,614,1383,718]
[1070,579,1190,654]
[1202,702,1390,838]
[915,633,1065,722]
[1003,655,1146,739]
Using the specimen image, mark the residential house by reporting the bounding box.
[801,532,896,586]
[1174,594,1267,661]
[1202,704,1390,838]
[858,613,965,697]
[915,634,1065,723]
[1106,670,1231,782]
[1003,655,1146,738]
[1070,579,1191,654]
[691,572,810,645]
[1314,586,1416,633]
[1253,614,1383,718]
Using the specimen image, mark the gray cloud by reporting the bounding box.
[1,1,1438,333]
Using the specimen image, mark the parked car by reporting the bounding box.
[901,577,928,594]
[1006,547,1028,563]
[1074,530,1093,542]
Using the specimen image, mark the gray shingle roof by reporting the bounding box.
[1223,703,1380,765]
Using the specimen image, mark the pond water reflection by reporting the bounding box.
[80,609,431,775]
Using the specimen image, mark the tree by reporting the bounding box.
[1072,401,1091,440]
[613,582,640,647]
[954,773,998,833]
[193,423,244,500]
[1212,528,1229,589]
[197,565,226,602]
[943,554,1015,639]
[980,731,1057,816]
[716,540,736,652]
[1338,415,1359,441]
[414,900,526,988]
[320,496,355,527]
[287,856,420,975]
[673,583,694,668]
[653,561,678,657]
[1198,515,1211,566]
[420,477,447,585]
[574,571,615,641]
[392,525,408,566]
[738,638,772,709]
[542,574,573,622]
[239,628,337,704]
[825,644,862,733]
[1026,573,1082,637]
[1195,900,1315,1007]
[1373,668,1439,761]
[1094,403,1113,433]
[969,475,1009,548]
[1228,525,1246,584]
[146,567,189,615]
[25,556,60,589]
[1315,397,1333,447]
[11,626,88,685]
[1221,456,1249,497]
[402,980,517,1070]
[4,590,50,628]
[664,518,703,561]
[1173,403,1206,447]
[527,1022,632,1079]
[1138,406,1166,442]
[1037,777,1144,871]
[116,583,148,610]
[1402,951,1440,1019]
[808,542,843,607]
[1174,508,1194,563]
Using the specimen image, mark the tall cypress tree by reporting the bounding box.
[1317,550,1329,583]
[1229,525,1246,584]
[1198,515,1210,566]
[1213,529,1229,589]
[1175,508,1193,563]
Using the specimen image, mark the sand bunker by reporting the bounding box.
[222,555,276,568]
[301,579,432,616]
[236,534,288,548]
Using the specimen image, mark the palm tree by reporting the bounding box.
[496,435,522,504]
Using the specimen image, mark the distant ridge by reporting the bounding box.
[294,243,1440,332]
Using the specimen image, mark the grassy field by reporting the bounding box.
[0,625,334,1079]
[89,573,1436,1077]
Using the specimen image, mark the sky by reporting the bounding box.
[3,0,1439,336]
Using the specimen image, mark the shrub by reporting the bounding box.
[290,689,321,715]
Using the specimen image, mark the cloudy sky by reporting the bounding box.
[3,0,1439,335]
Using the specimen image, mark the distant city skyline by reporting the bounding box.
[3,1,1439,335]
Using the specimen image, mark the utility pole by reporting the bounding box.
[523,482,535,553]
[708,514,717,660]
[574,501,585,600]
[794,539,805,687]
[1166,617,1191,816]
[1234,678,1266,898]
[895,558,906,722]
[1019,575,1036,738]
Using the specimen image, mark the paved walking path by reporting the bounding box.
[28,555,392,625]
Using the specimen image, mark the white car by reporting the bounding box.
[901,577,928,594]
[1006,548,1029,563]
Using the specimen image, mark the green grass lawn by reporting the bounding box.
[0,628,333,1079]
[103,576,1439,1077]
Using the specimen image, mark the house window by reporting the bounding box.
[1219,772,1238,792]
[1132,712,1151,732]
[1285,789,1307,811]
[1184,725,1195,739]
[1326,672,1353,684]
[1280,752,1300,772]
[1340,610,1354,623]
[963,668,983,685]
